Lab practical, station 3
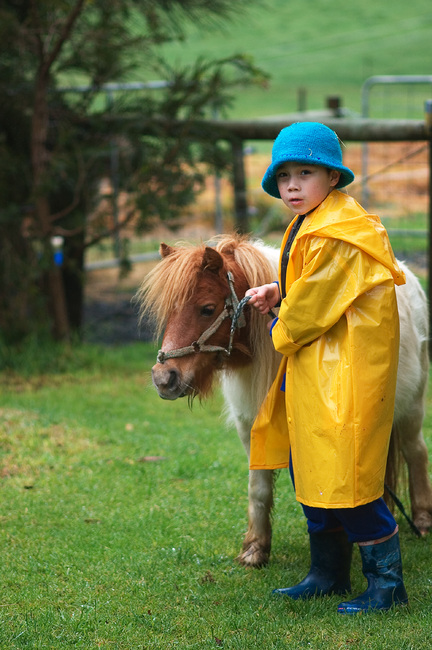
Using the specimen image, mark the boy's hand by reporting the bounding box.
[245,283,280,315]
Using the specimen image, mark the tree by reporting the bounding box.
[0,0,266,344]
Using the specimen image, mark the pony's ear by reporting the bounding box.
[202,246,224,274]
[160,243,175,258]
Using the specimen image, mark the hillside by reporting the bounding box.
[151,0,432,119]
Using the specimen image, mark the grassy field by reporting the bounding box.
[1,342,432,648]
[151,0,432,119]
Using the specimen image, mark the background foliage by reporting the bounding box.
[0,0,264,343]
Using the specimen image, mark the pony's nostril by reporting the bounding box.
[167,369,179,391]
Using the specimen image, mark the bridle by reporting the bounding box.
[156,272,251,364]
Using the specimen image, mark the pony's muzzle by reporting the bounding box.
[151,362,189,400]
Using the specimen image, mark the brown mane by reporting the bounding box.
[135,241,207,339]
[135,233,278,344]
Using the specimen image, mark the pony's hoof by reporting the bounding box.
[236,543,269,568]
[413,510,432,535]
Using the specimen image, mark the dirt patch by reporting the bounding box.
[83,262,157,345]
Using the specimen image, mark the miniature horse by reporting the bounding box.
[136,233,432,567]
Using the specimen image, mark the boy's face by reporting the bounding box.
[276,162,340,215]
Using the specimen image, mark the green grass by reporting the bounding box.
[151,0,432,119]
[1,342,432,647]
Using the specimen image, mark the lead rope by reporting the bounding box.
[157,286,421,536]
[384,483,422,538]
[240,301,421,537]
[157,272,421,537]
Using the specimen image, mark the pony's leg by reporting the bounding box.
[237,468,274,567]
[396,412,432,534]
[233,417,274,567]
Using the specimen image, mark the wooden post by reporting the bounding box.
[327,96,342,117]
[297,87,307,112]
[231,138,249,233]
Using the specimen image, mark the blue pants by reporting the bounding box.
[289,455,396,543]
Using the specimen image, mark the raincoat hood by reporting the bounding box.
[301,190,405,286]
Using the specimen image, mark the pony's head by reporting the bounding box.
[136,234,277,401]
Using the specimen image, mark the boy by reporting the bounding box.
[246,122,408,614]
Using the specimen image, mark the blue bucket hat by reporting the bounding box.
[262,122,355,198]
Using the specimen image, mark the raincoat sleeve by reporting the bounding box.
[272,236,395,357]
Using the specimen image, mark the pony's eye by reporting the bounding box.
[200,304,216,317]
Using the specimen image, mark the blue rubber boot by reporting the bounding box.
[337,531,408,614]
[273,530,352,599]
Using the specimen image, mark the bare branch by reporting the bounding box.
[84,206,138,249]
[50,152,88,224]
[43,0,87,75]
[52,204,138,247]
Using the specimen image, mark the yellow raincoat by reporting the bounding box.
[250,189,406,508]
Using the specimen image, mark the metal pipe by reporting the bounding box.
[361,76,432,208]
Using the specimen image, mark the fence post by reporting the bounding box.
[106,89,121,259]
[425,100,432,356]
[231,138,249,234]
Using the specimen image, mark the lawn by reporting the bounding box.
[1,342,432,648]
[152,0,432,119]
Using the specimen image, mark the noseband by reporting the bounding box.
[156,272,251,364]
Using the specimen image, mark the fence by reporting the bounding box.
[73,82,430,257]
[360,76,432,209]
[134,113,432,348]
[84,108,432,348]
[59,81,172,259]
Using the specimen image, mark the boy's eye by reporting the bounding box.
[300,169,312,175]
[277,171,287,178]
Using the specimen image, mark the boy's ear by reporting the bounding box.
[330,169,341,187]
